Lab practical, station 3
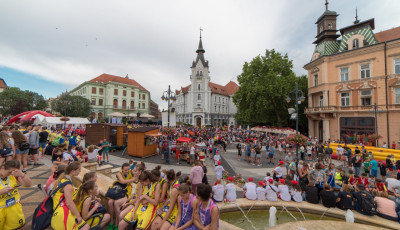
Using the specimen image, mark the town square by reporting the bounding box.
[1,0,400,229]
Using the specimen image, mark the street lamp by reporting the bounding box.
[286,82,305,161]
[161,85,176,164]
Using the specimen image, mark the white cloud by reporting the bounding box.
[0,0,399,108]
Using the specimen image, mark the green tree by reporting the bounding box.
[0,87,47,115]
[233,49,308,132]
[51,95,91,117]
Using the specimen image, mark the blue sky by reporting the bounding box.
[0,67,71,98]
[0,0,400,108]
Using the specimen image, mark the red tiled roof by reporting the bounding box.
[0,78,7,89]
[375,26,400,43]
[181,85,191,94]
[89,74,148,92]
[208,82,229,96]
[224,81,239,95]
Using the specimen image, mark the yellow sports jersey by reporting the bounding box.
[166,180,179,199]
[0,175,20,207]
[76,195,90,214]
[116,170,134,197]
[52,178,74,209]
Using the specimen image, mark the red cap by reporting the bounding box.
[228,177,233,182]
[217,161,221,165]
[258,181,264,186]
[214,181,218,186]
[248,177,253,182]
[279,179,285,184]
[268,178,274,183]
[279,160,284,165]
[291,180,298,185]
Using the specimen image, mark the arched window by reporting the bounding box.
[113,99,118,108]
[122,100,127,108]
[130,101,134,108]
[328,23,332,29]
[353,39,359,49]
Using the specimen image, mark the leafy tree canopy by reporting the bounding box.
[0,87,47,115]
[51,95,91,118]
[233,49,308,132]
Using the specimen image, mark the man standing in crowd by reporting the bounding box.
[38,126,48,159]
[28,125,40,166]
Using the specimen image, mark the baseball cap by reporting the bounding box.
[248,177,253,182]
[279,179,285,184]
[291,180,298,185]
[228,177,233,182]
[258,181,264,186]
[217,161,221,165]
[268,178,274,184]
[279,160,284,165]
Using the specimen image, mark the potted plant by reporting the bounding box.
[238,179,246,188]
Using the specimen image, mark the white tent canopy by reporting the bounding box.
[108,112,126,117]
[33,117,90,128]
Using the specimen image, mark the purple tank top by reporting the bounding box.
[177,194,195,230]
[196,199,219,229]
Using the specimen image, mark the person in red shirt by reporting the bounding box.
[392,141,396,149]
[376,179,387,192]
[357,173,369,187]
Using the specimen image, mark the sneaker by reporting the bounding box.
[107,223,115,230]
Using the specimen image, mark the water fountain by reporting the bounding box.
[319,208,331,220]
[345,209,354,223]
[269,206,277,227]
[232,202,258,230]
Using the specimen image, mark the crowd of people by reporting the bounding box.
[1,123,400,230]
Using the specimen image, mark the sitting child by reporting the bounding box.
[278,179,291,202]
[265,179,278,202]
[290,180,302,202]
[243,177,257,200]
[256,181,266,201]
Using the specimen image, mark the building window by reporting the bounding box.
[360,64,371,79]
[219,97,220,102]
[341,93,350,106]
[122,100,127,108]
[340,67,349,81]
[319,25,323,33]
[314,74,318,86]
[99,88,103,95]
[142,103,145,109]
[215,96,216,101]
[319,95,323,107]
[91,98,96,105]
[395,59,400,74]
[396,88,400,104]
[123,90,127,96]
[99,99,103,106]
[142,94,145,100]
[197,104,201,107]
[113,99,118,108]
[198,84,200,90]
[353,39,359,49]
[360,90,372,106]
[83,88,86,93]
[131,91,134,97]
[215,106,216,112]
[198,94,201,100]
[130,101,134,108]
[92,87,96,94]
[328,23,332,29]
[114,89,118,95]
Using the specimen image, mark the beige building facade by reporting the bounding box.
[304,4,400,146]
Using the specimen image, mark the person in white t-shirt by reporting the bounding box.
[212,179,225,202]
[225,177,237,202]
[272,161,284,181]
[290,180,303,202]
[213,152,221,166]
[264,172,273,186]
[189,145,196,164]
[256,181,266,200]
[278,179,291,201]
[243,177,257,200]
[214,161,226,180]
[266,179,278,202]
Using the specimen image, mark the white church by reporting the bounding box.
[171,36,239,127]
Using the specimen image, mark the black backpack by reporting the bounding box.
[359,191,376,215]
[32,180,72,230]
[19,142,30,151]
[0,144,12,156]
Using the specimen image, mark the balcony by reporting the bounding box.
[194,107,203,112]
[305,105,374,114]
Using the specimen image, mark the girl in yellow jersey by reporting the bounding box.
[119,163,146,221]
[0,160,32,230]
[75,180,110,228]
[119,170,161,230]
[151,169,179,230]
[51,162,89,230]
[107,163,136,230]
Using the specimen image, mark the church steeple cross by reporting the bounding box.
[200,27,203,39]
[325,0,329,11]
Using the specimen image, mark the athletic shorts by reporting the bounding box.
[268,154,274,159]
[124,204,157,230]
[52,205,87,230]
[38,142,47,149]
[29,148,38,155]
[0,202,25,230]
[158,204,178,224]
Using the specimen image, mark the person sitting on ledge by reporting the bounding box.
[243,177,257,200]
[304,181,319,204]
[319,184,336,208]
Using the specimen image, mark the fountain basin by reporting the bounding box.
[218,199,398,230]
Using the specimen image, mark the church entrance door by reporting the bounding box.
[196,117,201,127]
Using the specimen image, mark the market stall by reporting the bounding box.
[175,137,193,160]
[85,123,127,147]
[127,127,160,158]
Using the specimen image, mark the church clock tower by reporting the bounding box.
[314,0,340,45]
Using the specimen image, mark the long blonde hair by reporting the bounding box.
[52,162,81,190]
[0,132,11,148]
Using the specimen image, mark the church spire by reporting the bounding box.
[196,28,205,54]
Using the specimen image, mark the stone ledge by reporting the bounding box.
[269,220,385,230]
[81,162,97,172]
[97,164,113,175]
[219,198,398,230]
